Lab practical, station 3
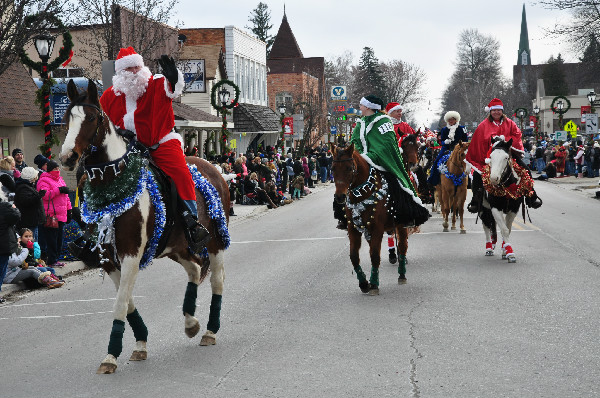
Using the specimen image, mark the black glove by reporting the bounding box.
[158,55,178,91]
[59,186,70,194]
[66,209,72,223]
[38,189,46,198]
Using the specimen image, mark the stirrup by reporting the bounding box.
[182,211,211,252]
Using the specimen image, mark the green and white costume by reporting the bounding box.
[350,111,429,225]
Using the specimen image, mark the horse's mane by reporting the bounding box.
[401,133,417,147]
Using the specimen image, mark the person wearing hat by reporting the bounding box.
[554,143,568,177]
[427,111,468,186]
[98,46,209,252]
[574,144,585,178]
[348,95,429,227]
[385,102,415,142]
[465,98,542,212]
[33,154,49,178]
[14,166,45,238]
[11,148,27,172]
[592,141,600,177]
[36,161,72,267]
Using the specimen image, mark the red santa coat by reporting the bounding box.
[99,75,196,200]
[465,117,524,174]
[394,122,415,142]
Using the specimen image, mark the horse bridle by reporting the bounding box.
[72,103,105,154]
[332,157,357,184]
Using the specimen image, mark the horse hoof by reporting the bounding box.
[398,275,407,284]
[185,322,200,338]
[507,256,517,263]
[389,254,397,264]
[485,251,494,256]
[502,254,507,260]
[368,286,380,296]
[443,228,449,232]
[200,331,216,346]
[451,226,456,230]
[359,281,370,293]
[97,363,117,374]
[129,350,147,361]
[460,230,466,234]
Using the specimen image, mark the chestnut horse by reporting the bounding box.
[59,79,230,374]
[439,141,469,233]
[331,143,410,295]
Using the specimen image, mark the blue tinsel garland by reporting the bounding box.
[437,153,466,187]
[140,170,166,268]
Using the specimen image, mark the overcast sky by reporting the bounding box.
[175,0,572,127]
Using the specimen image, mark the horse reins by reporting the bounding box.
[73,103,105,154]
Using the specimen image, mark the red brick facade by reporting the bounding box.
[179,28,225,49]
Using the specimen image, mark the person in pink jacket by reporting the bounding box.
[37,160,72,267]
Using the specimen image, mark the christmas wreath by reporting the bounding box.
[210,79,240,110]
[482,159,534,200]
[19,12,74,73]
[550,96,571,114]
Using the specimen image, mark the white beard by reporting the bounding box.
[390,117,401,124]
[112,66,152,101]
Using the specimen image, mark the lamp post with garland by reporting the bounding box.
[278,104,286,152]
[19,13,73,159]
[515,107,528,134]
[532,104,540,141]
[211,79,240,155]
[551,95,570,132]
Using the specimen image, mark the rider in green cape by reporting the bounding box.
[350,95,430,227]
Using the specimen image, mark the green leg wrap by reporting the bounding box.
[126,309,148,342]
[107,319,126,358]
[398,255,407,275]
[369,267,379,287]
[354,266,367,283]
[206,294,222,333]
[183,282,198,316]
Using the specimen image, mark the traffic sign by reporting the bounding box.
[330,126,338,134]
[564,120,578,134]
[330,86,347,101]
[585,113,598,135]
[553,131,568,141]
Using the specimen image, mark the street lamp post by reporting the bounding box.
[33,32,56,159]
[587,91,596,114]
[218,87,231,154]
[278,104,286,152]
[533,104,540,141]
[517,108,526,132]
[326,112,332,147]
[557,100,564,130]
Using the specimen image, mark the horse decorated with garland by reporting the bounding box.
[479,136,534,262]
[438,141,469,233]
[59,80,230,374]
[331,139,425,294]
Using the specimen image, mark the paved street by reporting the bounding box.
[1,179,599,398]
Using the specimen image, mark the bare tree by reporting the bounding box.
[65,1,180,77]
[538,1,600,53]
[380,59,427,122]
[0,0,67,76]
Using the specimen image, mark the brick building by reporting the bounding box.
[267,12,327,149]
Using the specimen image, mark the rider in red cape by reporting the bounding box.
[385,102,415,143]
[99,47,209,251]
[465,98,542,212]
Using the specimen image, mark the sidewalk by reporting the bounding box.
[0,181,334,301]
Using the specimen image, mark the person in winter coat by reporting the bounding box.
[0,156,21,201]
[14,167,45,239]
[36,161,72,268]
[0,200,20,302]
[592,142,600,177]
[574,145,586,178]
[2,239,64,289]
[301,157,312,188]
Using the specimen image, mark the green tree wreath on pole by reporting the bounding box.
[211,80,240,155]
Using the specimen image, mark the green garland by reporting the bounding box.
[550,96,571,114]
[514,107,528,118]
[83,154,145,209]
[19,13,74,73]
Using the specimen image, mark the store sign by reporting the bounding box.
[283,117,294,135]
[177,59,205,92]
[330,86,347,101]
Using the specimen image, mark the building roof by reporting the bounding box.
[233,103,280,132]
[0,62,40,123]
[179,44,224,80]
[269,14,303,60]
[173,101,221,123]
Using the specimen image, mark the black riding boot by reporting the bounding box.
[467,189,482,213]
[182,200,211,253]
[333,195,347,230]
[67,225,99,266]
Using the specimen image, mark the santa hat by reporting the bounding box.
[444,111,461,123]
[115,47,144,73]
[484,98,504,113]
[385,102,403,114]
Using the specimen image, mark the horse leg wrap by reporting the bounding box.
[353,266,367,283]
[206,294,222,333]
[369,268,379,287]
[107,320,126,358]
[183,282,198,316]
[126,309,148,342]
[398,255,407,275]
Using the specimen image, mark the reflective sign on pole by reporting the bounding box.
[586,113,598,135]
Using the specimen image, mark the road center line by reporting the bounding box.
[0,310,114,321]
[232,237,347,244]
[1,296,145,310]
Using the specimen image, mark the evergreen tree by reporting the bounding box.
[542,54,569,96]
[354,47,386,102]
[580,34,600,62]
[245,2,275,55]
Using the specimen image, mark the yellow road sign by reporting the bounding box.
[564,120,578,133]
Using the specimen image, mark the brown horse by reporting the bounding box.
[439,141,469,233]
[331,143,409,295]
[59,79,229,374]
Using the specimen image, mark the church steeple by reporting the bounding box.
[518,3,531,65]
[269,12,304,60]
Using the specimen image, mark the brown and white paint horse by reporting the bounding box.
[60,79,229,374]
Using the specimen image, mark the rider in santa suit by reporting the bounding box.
[385,102,415,143]
[465,98,542,213]
[99,47,209,252]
